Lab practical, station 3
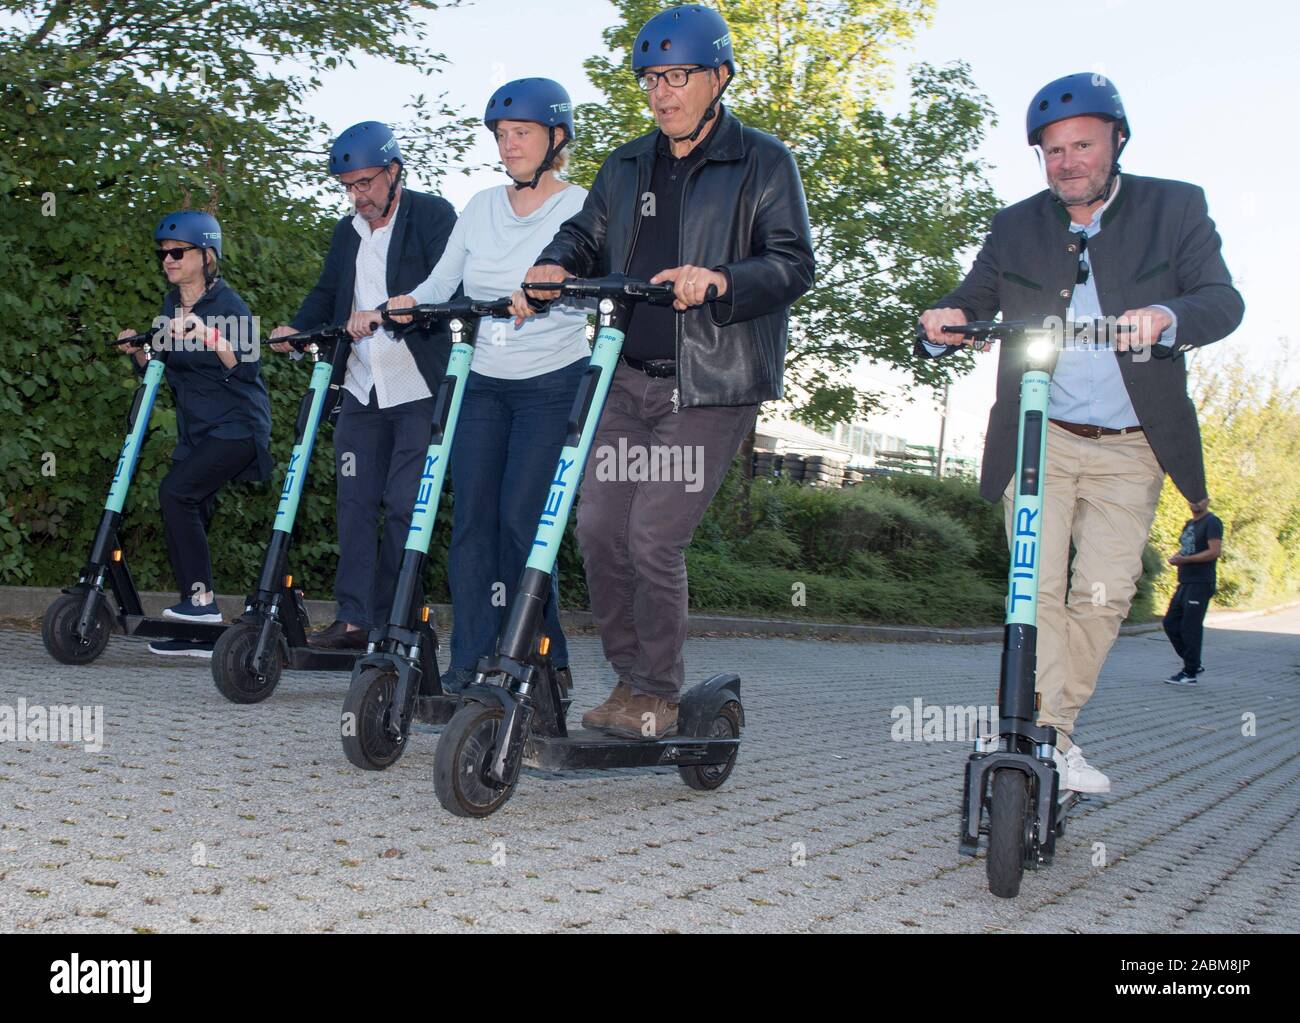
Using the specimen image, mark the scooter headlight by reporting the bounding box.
[1026,337,1055,364]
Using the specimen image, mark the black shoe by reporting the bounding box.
[1164,670,1199,687]
[308,619,367,650]
[554,666,573,694]
[439,667,475,694]
[148,639,214,659]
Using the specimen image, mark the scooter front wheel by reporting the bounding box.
[433,701,517,817]
[987,768,1029,898]
[341,667,408,771]
[42,594,112,665]
[679,700,742,791]
[212,621,282,704]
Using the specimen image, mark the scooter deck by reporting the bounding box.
[123,616,227,643]
[524,728,739,772]
[286,646,362,672]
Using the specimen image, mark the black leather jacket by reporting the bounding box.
[537,107,815,407]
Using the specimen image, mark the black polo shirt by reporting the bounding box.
[622,125,717,361]
[149,279,273,481]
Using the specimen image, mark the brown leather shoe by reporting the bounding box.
[308,619,367,650]
[601,692,678,739]
[581,681,632,731]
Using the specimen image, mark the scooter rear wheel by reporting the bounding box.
[341,667,408,771]
[433,701,517,817]
[212,621,283,704]
[987,768,1029,898]
[42,594,112,665]
[679,700,742,791]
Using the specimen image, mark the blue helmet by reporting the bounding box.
[484,78,575,144]
[1026,73,1129,147]
[328,120,402,175]
[632,4,734,75]
[154,210,223,260]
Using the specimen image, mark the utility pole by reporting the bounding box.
[935,378,950,479]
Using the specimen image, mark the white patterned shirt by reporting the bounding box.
[343,199,433,407]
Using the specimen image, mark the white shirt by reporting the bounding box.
[344,199,433,407]
[410,184,591,380]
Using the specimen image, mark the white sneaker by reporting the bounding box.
[1053,744,1110,794]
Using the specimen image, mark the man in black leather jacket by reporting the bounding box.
[512,4,815,739]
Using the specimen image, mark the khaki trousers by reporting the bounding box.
[1002,423,1165,748]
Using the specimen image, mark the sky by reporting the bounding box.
[298,0,1298,459]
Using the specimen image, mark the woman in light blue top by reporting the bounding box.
[379,78,588,692]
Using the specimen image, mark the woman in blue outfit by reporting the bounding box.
[118,211,272,657]
[359,79,589,691]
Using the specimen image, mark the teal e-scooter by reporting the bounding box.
[209,324,370,702]
[432,275,744,818]
[339,296,514,770]
[42,330,231,663]
[952,318,1131,897]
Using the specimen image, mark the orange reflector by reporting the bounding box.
[421,606,430,623]
[284,575,293,588]
[111,549,122,562]
[538,635,551,656]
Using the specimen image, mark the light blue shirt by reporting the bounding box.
[1049,181,1176,428]
[926,177,1177,429]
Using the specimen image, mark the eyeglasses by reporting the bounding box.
[1075,232,1090,285]
[636,66,713,91]
[156,245,198,262]
[338,168,389,194]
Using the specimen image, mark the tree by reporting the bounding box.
[570,0,1000,429]
[1149,345,1300,609]
[0,1,475,590]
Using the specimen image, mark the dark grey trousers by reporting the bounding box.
[575,364,757,698]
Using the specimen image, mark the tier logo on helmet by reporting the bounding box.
[202,231,221,240]
[713,33,730,49]
[550,102,572,113]
[380,137,397,152]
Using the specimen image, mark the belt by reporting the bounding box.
[1049,418,1145,439]
[621,355,676,378]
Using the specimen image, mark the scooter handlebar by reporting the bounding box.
[106,330,157,350]
[522,274,685,306]
[273,325,351,353]
[938,319,1135,352]
[381,296,514,329]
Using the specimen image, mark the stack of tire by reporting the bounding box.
[781,452,806,483]
[802,455,843,488]
[841,468,863,488]
[752,450,784,479]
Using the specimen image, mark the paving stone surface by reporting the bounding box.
[1,607,1296,933]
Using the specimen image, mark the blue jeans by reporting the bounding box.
[448,359,587,670]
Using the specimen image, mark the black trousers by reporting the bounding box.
[159,437,257,603]
[1163,581,1215,674]
[332,389,435,629]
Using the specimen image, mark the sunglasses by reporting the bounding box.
[157,245,198,262]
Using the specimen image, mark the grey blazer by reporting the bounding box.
[917,174,1244,503]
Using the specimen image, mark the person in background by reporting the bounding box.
[363,79,588,693]
[268,121,457,649]
[1162,497,1223,686]
[118,211,272,658]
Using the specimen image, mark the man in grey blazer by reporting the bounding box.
[917,74,1243,794]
